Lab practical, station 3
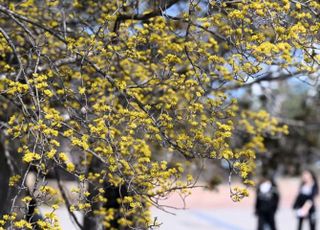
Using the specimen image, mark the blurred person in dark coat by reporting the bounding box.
[293,169,318,230]
[255,177,279,230]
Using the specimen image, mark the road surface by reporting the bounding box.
[45,177,320,229]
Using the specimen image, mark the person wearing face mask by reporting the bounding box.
[293,169,319,230]
[255,177,279,230]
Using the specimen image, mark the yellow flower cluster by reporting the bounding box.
[22,150,41,163]
[8,175,21,187]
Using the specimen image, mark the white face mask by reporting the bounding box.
[260,181,272,193]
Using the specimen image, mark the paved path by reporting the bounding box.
[152,177,320,230]
[47,177,320,229]
[152,208,302,230]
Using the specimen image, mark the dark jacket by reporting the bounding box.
[293,184,318,214]
[255,184,279,215]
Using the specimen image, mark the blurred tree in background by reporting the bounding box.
[0,0,319,229]
[237,80,320,176]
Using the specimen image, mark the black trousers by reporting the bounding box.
[298,213,316,230]
[257,213,276,230]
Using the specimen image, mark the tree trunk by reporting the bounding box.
[83,159,130,230]
[0,140,11,216]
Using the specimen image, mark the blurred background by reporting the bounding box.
[43,178,320,230]
[153,177,309,230]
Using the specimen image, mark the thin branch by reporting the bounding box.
[0,26,24,80]
[55,169,84,230]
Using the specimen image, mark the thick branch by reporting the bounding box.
[221,71,306,91]
[113,0,181,32]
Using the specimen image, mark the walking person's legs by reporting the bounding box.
[268,214,276,230]
[308,213,316,230]
[258,215,266,230]
[297,217,303,230]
